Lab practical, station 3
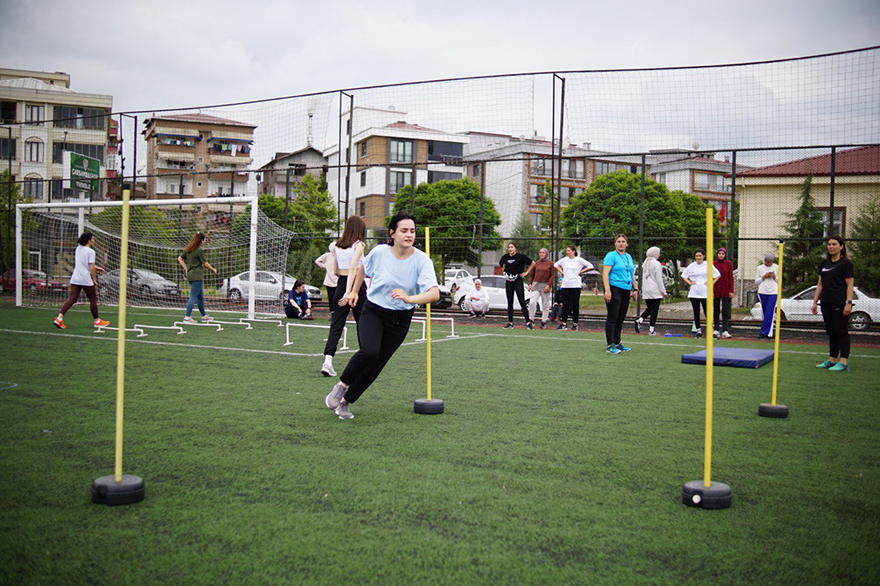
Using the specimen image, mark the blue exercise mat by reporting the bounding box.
[681,348,775,368]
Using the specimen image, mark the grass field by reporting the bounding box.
[1,303,878,583]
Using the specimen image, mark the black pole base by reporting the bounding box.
[414,398,444,415]
[92,474,145,506]
[682,480,732,509]
[758,403,789,418]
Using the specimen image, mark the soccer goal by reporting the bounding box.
[15,196,293,320]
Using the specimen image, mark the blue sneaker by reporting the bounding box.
[829,362,849,372]
[617,343,631,352]
[815,360,834,369]
[606,344,621,354]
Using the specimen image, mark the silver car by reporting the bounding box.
[220,271,322,302]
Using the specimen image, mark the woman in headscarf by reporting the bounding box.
[634,246,666,336]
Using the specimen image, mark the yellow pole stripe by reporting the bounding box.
[704,208,714,488]
[426,227,432,402]
[114,189,132,482]
[771,241,784,405]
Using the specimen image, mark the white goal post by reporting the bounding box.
[15,196,291,321]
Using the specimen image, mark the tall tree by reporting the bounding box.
[0,170,25,272]
[510,210,546,260]
[781,176,825,293]
[850,193,880,295]
[392,178,503,267]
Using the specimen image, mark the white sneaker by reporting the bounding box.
[321,357,337,377]
[201,315,214,323]
[325,382,347,409]
[721,331,732,339]
[183,316,196,324]
[335,401,354,419]
[713,330,720,338]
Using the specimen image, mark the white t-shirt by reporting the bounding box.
[681,261,721,299]
[467,287,490,304]
[755,263,779,295]
[554,256,593,289]
[70,245,96,286]
[333,241,364,273]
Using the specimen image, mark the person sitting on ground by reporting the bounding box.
[464,279,490,317]
[285,280,313,320]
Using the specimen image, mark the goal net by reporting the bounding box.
[15,196,293,319]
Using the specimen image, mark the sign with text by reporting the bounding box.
[63,151,101,192]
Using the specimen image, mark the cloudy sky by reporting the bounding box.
[2,0,878,164]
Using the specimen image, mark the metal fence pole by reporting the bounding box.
[555,77,565,266]
[479,161,485,279]
[729,151,738,305]
[829,146,836,235]
[637,154,646,318]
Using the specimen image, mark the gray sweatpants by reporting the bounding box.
[529,282,551,322]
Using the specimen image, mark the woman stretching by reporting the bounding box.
[178,231,218,324]
[634,246,666,335]
[499,242,532,329]
[54,231,109,329]
[321,216,367,377]
[602,234,638,354]
[681,248,721,338]
[324,212,440,420]
[812,236,855,372]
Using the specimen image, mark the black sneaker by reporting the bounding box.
[527,321,535,330]
[634,318,641,333]
[504,322,514,329]
[695,331,703,338]
[557,323,568,330]
[540,321,547,330]
[572,323,578,331]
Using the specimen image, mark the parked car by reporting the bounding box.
[97,269,181,298]
[428,286,453,310]
[453,275,541,312]
[220,271,322,302]
[750,285,877,330]
[0,269,68,293]
[444,268,474,295]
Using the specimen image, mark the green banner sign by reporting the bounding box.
[65,152,101,192]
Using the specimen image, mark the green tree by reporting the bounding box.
[392,178,503,267]
[510,211,547,260]
[781,176,825,293]
[850,193,880,295]
[1,170,28,272]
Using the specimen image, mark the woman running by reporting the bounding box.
[178,231,218,324]
[554,245,593,331]
[324,212,440,420]
[634,246,666,335]
[321,216,367,377]
[602,234,638,354]
[812,236,855,372]
[499,242,532,329]
[681,248,721,338]
[54,231,109,329]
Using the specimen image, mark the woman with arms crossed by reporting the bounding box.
[602,234,638,354]
[324,212,440,420]
[812,236,855,372]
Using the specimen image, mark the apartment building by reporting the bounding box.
[325,106,468,229]
[142,113,256,199]
[257,147,326,197]
[0,68,113,201]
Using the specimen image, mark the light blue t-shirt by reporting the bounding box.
[363,245,439,311]
[603,250,635,290]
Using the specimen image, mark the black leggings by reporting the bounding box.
[560,287,581,323]
[713,297,731,332]
[639,298,662,327]
[505,278,529,323]
[690,298,708,331]
[323,275,366,357]
[605,285,631,345]
[61,284,99,318]
[341,301,414,403]
[821,297,850,359]
[325,286,336,314]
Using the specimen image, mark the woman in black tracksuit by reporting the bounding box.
[811,236,855,372]
[499,242,532,329]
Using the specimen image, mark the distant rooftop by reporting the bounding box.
[0,77,77,93]
[739,146,880,177]
[147,113,256,128]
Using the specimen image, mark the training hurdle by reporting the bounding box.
[94,325,145,337]
[133,324,186,337]
[412,316,458,341]
[285,322,349,350]
[173,321,223,331]
[240,317,284,327]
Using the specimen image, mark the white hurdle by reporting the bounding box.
[174,321,223,331]
[209,320,253,330]
[411,316,458,342]
[285,322,348,350]
[134,324,186,337]
[240,317,284,327]
[94,325,145,337]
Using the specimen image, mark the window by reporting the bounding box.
[26,140,44,162]
[25,104,44,125]
[389,171,411,194]
[24,176,43,199]
[0,138,16,159]
[345,147,350,163]
[530,183,546,205]
[360,172,366,187]
[656,172,666,184]
[346,119,351,135]
[53,106,106,129]
[694,171,724,192]
[571,159,585,179]
[427,141,463,162]
[471,164,481,177]
[561,159,570,177]
[560,186,571,205]
[0,101,16,124]
[291,163,306,177]
[389,139,413,164]
[359,201,366,217]
[53,143,104,164]
[360,141,366,158]
[531,157,553,176]
[817,207,846,237]
[427,171,461,183]
[530,213,543,229]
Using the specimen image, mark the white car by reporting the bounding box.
[453,275,541,312]
[220,271,322,302]
[444,268,474,295]
[750,285,876,330]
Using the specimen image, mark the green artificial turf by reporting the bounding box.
[1,304,878,583]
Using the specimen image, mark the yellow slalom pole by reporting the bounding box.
[425,227,432,402]
[114,188,132,482]
[704,208,714,488]
[771,242,784,406]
